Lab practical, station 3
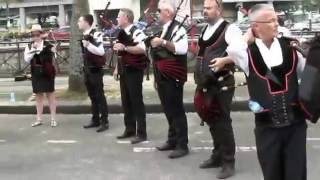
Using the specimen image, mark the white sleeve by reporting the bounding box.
[172,26,188,55]
[24,45,36,64]
[133,29,147,43]
[296,51,306,78]
[137,41,146,51]
[225,24,249,75]
[86,32,105,56]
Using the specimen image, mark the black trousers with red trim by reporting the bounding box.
[119,67,146,137]
[255,120,307,180]
[156,76,188,149]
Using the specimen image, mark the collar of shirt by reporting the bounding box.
[255,37,283,69]
[83,27,93,35]
[161,21,172,38]
[203,18,224,41]
[124,24,134,35]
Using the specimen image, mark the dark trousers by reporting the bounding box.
[206,87,236,165]
[84,69,108,124]
[255,121,307,180]
[157,78,188,149]
[119,67,146,137]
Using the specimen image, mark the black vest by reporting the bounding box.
[81,29,105,68]
[117,25,147,69]
[247,38,304,127]
[194,21,234,88]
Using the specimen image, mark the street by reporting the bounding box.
[0,113,319,180]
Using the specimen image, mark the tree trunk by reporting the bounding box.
[68,0,89,92]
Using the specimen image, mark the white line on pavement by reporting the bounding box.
[307,138,320,141]
[0,139,7,143]
[117,140,131,144]
[47,140,77,144]
[133,146,258,153]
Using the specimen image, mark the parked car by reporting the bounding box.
[290,15,320,32]
[47,26,70,40]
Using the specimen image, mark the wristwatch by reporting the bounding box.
[124,46,128,51]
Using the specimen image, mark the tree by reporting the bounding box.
[0,0,23,29]
[68,0,89,92]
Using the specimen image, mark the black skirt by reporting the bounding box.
[31,75,55,93]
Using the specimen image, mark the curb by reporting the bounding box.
[0,101,249,114]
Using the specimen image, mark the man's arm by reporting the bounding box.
[150,26,188,55]
[85,32,105,56]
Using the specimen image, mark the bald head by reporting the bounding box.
[203,0,223,24]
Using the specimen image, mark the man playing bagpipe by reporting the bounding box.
[78,14,109,133]
[113,8,149,144]
[129,0,190,159]
[193,0,244,178]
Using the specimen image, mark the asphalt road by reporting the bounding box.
[0,113,319,180]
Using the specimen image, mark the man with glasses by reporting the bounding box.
[222,4,308,180]
[193,0,243,178]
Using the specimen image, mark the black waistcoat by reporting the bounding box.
[194,21,234,88]
[247,38,304,127]
[81,29,105,68]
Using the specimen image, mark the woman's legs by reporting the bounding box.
[35,93,44,121]
[46,92,57,123]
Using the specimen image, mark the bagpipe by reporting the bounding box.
[144,0,189,62]
[15,30,62,82]
[275,34,320,123]
[293,35,320,123]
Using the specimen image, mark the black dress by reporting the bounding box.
[30,41,56,93]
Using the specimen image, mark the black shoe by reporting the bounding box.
[83,122,100,129]
[216,164,235,179]
[96,124,109,133]
[131,136,147,144]
[168,148,189,159]
[199,157,222,169]
[117,131,136,139]
[156,143,176,151]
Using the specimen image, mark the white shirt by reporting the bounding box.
[138,20,188,55]
[227,38,306,77]
[83,28,105,56]
[202,18,245,63]
[124,24,146,43]
[24,40,44,63]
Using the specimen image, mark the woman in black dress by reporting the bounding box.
[24,24,57,127]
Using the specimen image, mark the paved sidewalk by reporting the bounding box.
[0,73,250,114]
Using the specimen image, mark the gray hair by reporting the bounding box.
[158,0,176,14]
[248,4,274,22]
[120,8,134,23]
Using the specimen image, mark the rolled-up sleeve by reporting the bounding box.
[172,26,188,55]
[87,32,105,56]
[225,24,249,75]
[24,45,36,64]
